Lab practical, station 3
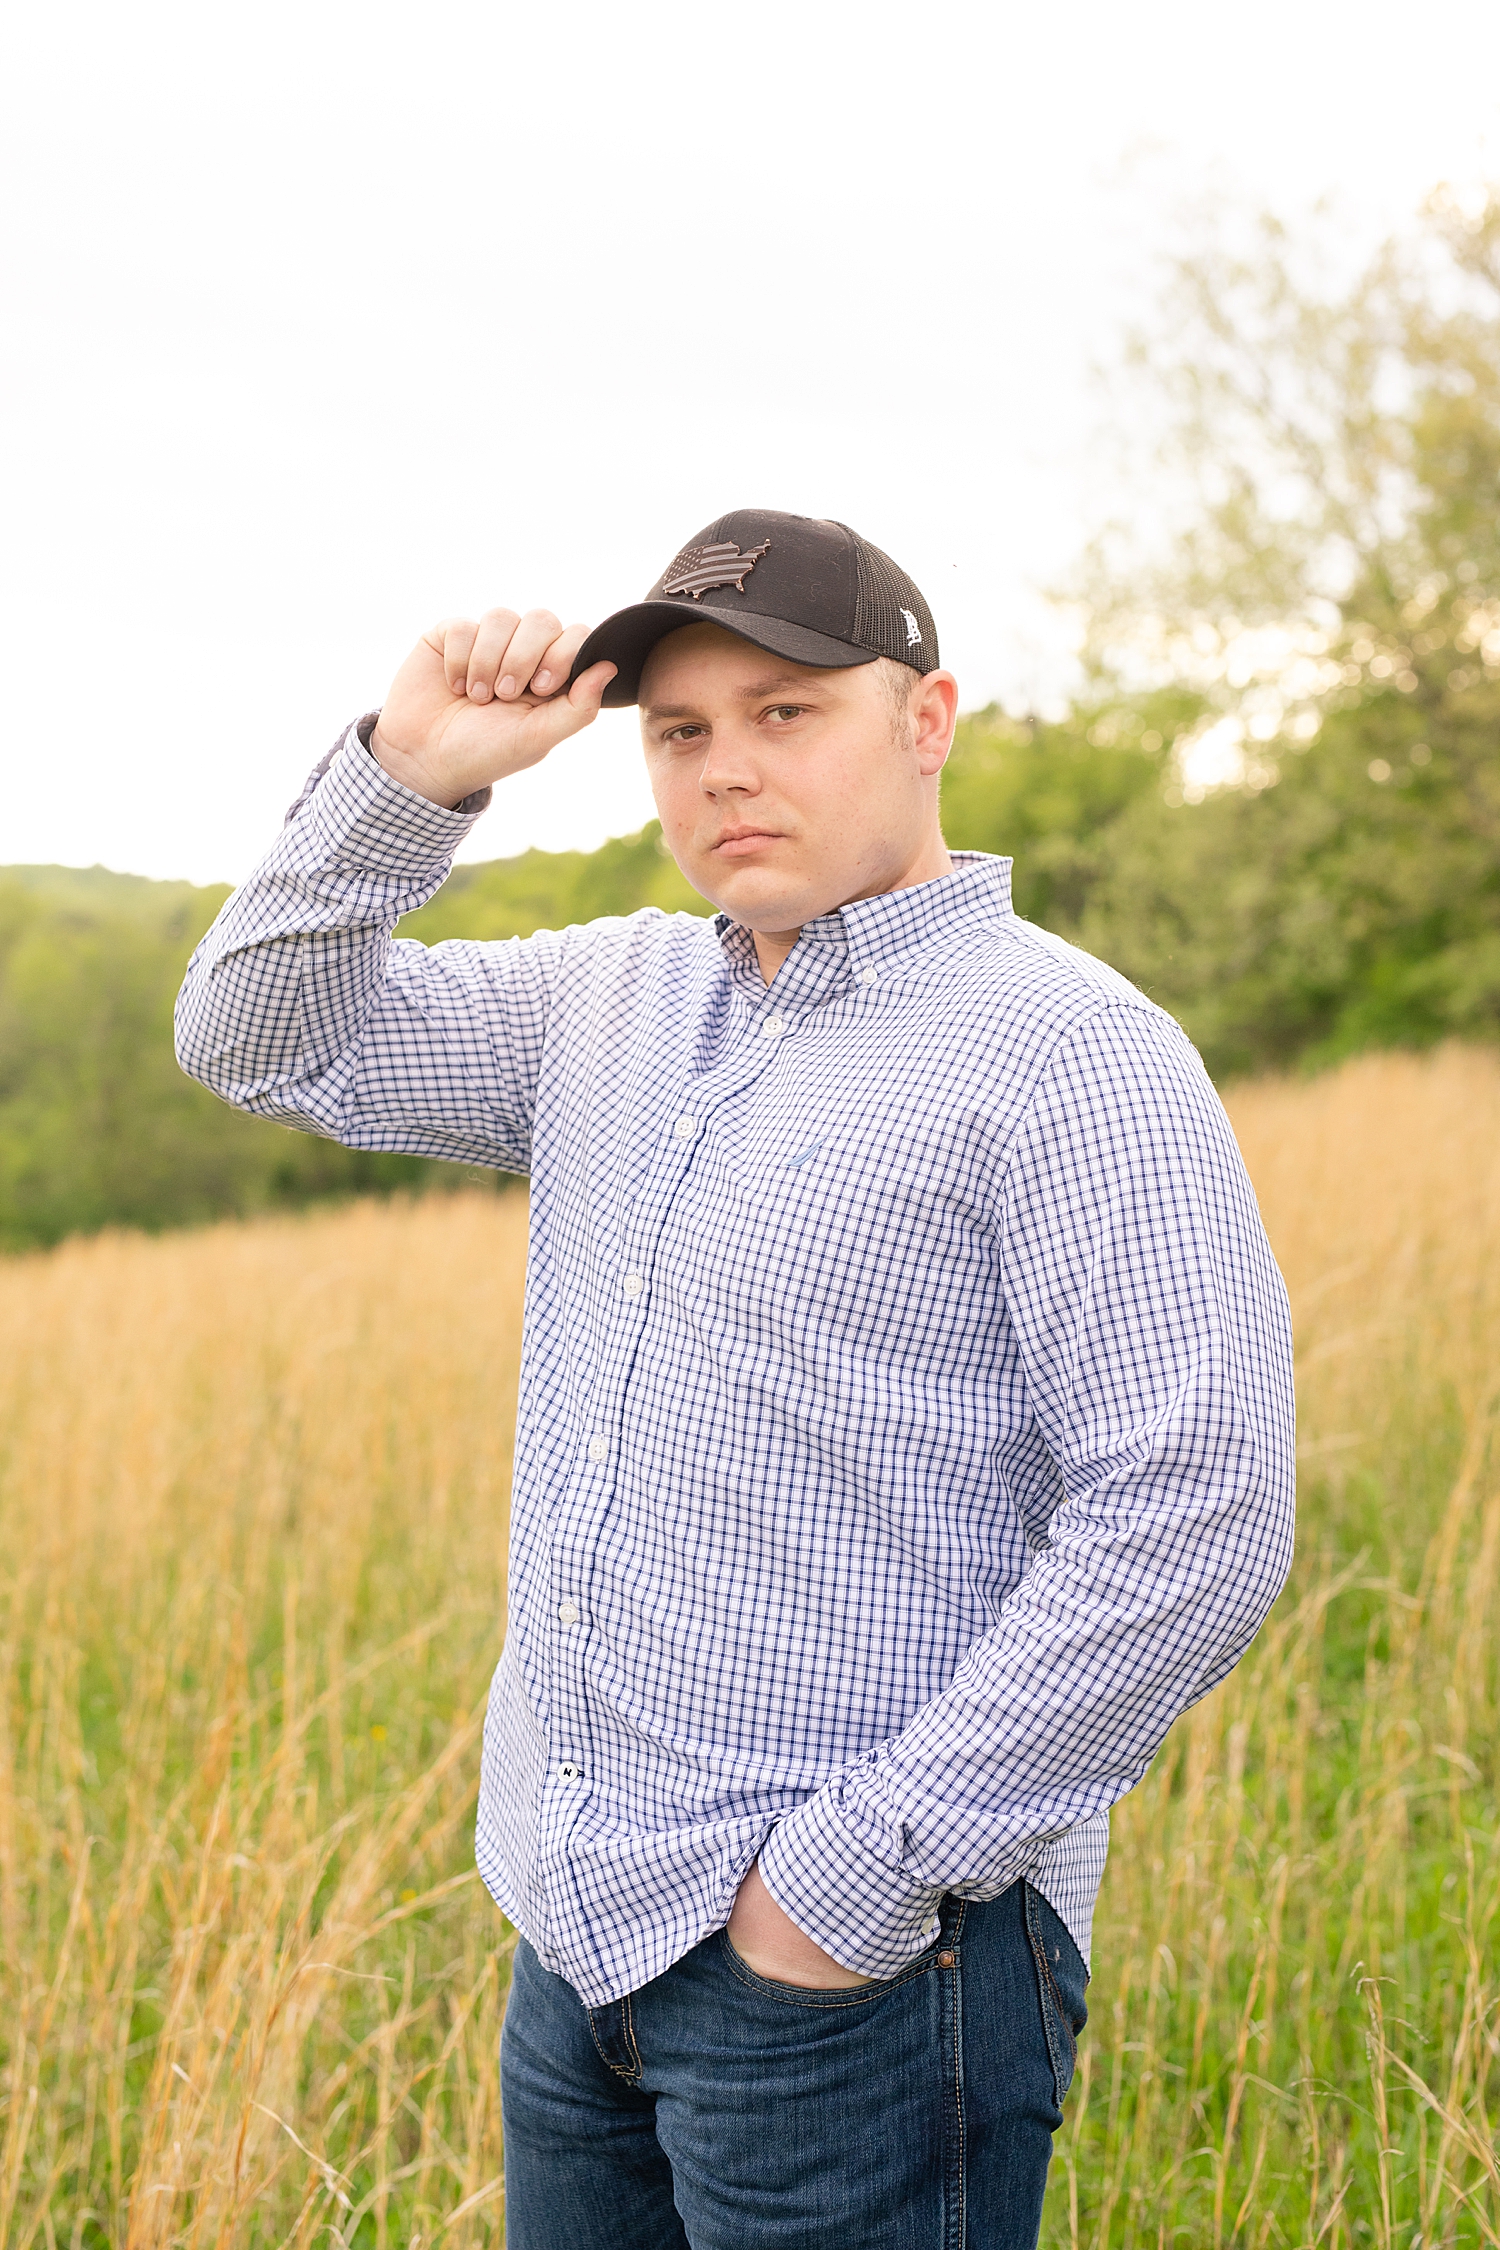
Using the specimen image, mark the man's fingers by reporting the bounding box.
[484,607,565,702]
[567,659,618,712]
[466,606,559,702]
[436,619,479,697]
[437,607,593,706]
[388,611,611,791]
[512,659,617,755]
[529,622,592,698]
[464,607,523,703]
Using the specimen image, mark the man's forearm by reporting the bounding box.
[756,1004,1296,1981]
[174,719,486,1131]
[757,1423,1292,1978]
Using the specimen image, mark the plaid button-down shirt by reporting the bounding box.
[176,721,1296,2006]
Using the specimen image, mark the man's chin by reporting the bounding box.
[689,863,812,929]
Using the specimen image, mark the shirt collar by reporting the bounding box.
[714,853,1014,998]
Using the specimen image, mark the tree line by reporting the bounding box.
[2,189,1496,1251]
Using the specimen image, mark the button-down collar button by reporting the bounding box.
[588,1434,609,1463]
[623,1271,645,1299]
[558,1600,580,1625]
[557,1761,582,1782]
[857,967,879,987]
[761,1015,787,1039]
[673,1114,698,1140]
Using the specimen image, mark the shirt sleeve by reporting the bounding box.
[173,719,569,1172]
[756,1002,1297,1978]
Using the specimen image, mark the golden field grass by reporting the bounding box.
[2,1045,1498,2246]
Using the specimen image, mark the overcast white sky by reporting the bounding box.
[3,0,1498,884]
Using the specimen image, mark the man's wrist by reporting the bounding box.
[356,714,492,821]
[757,1783,942,1981]
[368,721,467,811]
[727,1859,874,1988]
[284,718,491,877]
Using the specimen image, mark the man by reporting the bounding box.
[177,509,1295,2248]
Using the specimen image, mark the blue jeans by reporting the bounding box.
[501,1880,1088,2249]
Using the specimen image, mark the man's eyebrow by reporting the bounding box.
[643,674,826,721]
[732,673,824,700]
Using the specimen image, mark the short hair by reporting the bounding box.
[877,657,922,735]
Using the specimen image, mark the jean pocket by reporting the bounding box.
[1023,1883,1089,2109]
[718,1929,939,2010]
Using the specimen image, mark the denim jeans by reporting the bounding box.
[501,1879,1088,2249]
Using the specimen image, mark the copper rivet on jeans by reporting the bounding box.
[937,1950,955,1968]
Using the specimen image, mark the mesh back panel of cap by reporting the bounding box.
[849,532,940,669]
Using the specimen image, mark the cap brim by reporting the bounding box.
[569,602,880,708]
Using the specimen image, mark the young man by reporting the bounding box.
[177,510,1295,2248]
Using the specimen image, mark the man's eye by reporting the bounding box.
[768,705,803,722]
[666,724,706,744]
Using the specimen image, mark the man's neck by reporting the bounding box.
[752,925,804,984]
[750,837,955,985]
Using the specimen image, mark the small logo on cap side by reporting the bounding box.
[901,608,923,647]
[662,539,771,600]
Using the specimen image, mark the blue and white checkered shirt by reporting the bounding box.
[176,720,1296,2007]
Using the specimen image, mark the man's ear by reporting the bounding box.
[914,672,958,776]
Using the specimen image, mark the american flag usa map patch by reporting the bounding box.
[661,538,771,599]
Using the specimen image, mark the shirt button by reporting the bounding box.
[674,1114,698,1140]
[857,967,879,987]
[623,1271,644,1298]
[761,1015,787,1039]
[558,1600,580,1625]
[588,1434,609,1463]
[557,1762,582,1782]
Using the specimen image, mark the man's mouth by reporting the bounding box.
[711,827,784,858]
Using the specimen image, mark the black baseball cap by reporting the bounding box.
[570,508,940,708]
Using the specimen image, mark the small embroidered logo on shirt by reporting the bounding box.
[901,608,923,647]
[786,1140,823,1169]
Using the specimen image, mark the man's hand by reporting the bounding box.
[369,608,616,809]
[726,1860,875,1989]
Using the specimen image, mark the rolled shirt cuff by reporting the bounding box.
[755,1770,946,1981]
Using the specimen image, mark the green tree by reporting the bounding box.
[0,870,455,1250]
[1047,187,1500,1072]
[397,823,702,945]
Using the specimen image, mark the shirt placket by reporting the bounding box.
[534,976,822,1877]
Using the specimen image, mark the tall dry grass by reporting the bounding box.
[1,1046,1498,2243]
[1050,1046,1500,2244]
[1,1193,528,2246]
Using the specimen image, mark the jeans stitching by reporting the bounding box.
[947,1900,967,2250]
[718,1929,938,2009]
[1023,1886,1073,2110]
[621,1991,643,2078]
[1043,1952,1079,2064]
[1033,1911,1082,2067]
[1036,1931,1074,2043]
[587,2002,643,2087]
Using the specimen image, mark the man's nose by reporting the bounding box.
[697,738,759,795]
